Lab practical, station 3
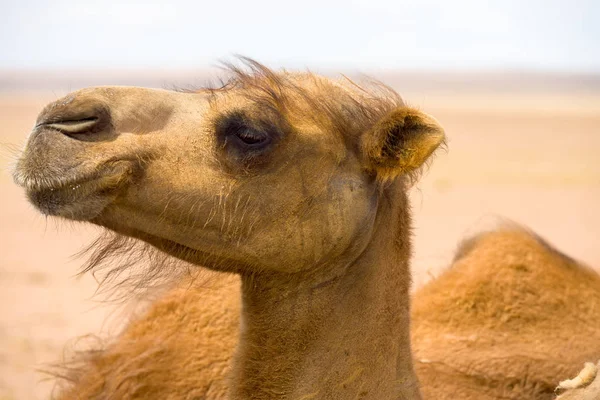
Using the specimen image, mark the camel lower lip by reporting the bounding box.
[26,166,134,219]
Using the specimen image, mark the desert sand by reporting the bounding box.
[0,72,599,399]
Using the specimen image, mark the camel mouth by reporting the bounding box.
[21,161,136,220]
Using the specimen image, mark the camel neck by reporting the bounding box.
[230,186,421,399]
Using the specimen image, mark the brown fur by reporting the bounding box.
[48,227,600,400]
[412,227,600,400]
[52,273,239,400]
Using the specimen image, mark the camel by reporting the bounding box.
[45,227,600,400]
[13,60,600,399]
[15,59,443,399]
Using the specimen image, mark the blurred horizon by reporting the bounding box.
[2,68,600,96]
[2,0,599,73]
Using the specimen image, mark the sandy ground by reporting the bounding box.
[0,79,599,399]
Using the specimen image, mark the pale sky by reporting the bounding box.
[1,0,598,72]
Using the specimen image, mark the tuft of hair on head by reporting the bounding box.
[211,56,293,116]
[360,106,446,185]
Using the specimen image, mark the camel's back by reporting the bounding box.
[412,227,600,400]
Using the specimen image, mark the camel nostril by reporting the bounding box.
[40,116,100,135]
[36,104,112,140]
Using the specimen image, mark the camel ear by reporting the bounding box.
[361,107,445,182]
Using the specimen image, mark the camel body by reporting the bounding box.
[54,228,600,400]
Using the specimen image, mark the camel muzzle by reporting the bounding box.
[34,97,113,141]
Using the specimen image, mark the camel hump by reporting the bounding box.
[453,223,579,267]
[417,224,600,330]
[412,226,600,400]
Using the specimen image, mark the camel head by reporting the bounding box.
[14,60,445,276]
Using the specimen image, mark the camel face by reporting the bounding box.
[14,64,444,276]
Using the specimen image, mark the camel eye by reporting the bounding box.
[216,112,272,151]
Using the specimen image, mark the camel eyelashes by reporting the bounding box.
[234,128,269,146]
[216,112,273,151]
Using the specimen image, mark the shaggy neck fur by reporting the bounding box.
[230,182,421,400]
